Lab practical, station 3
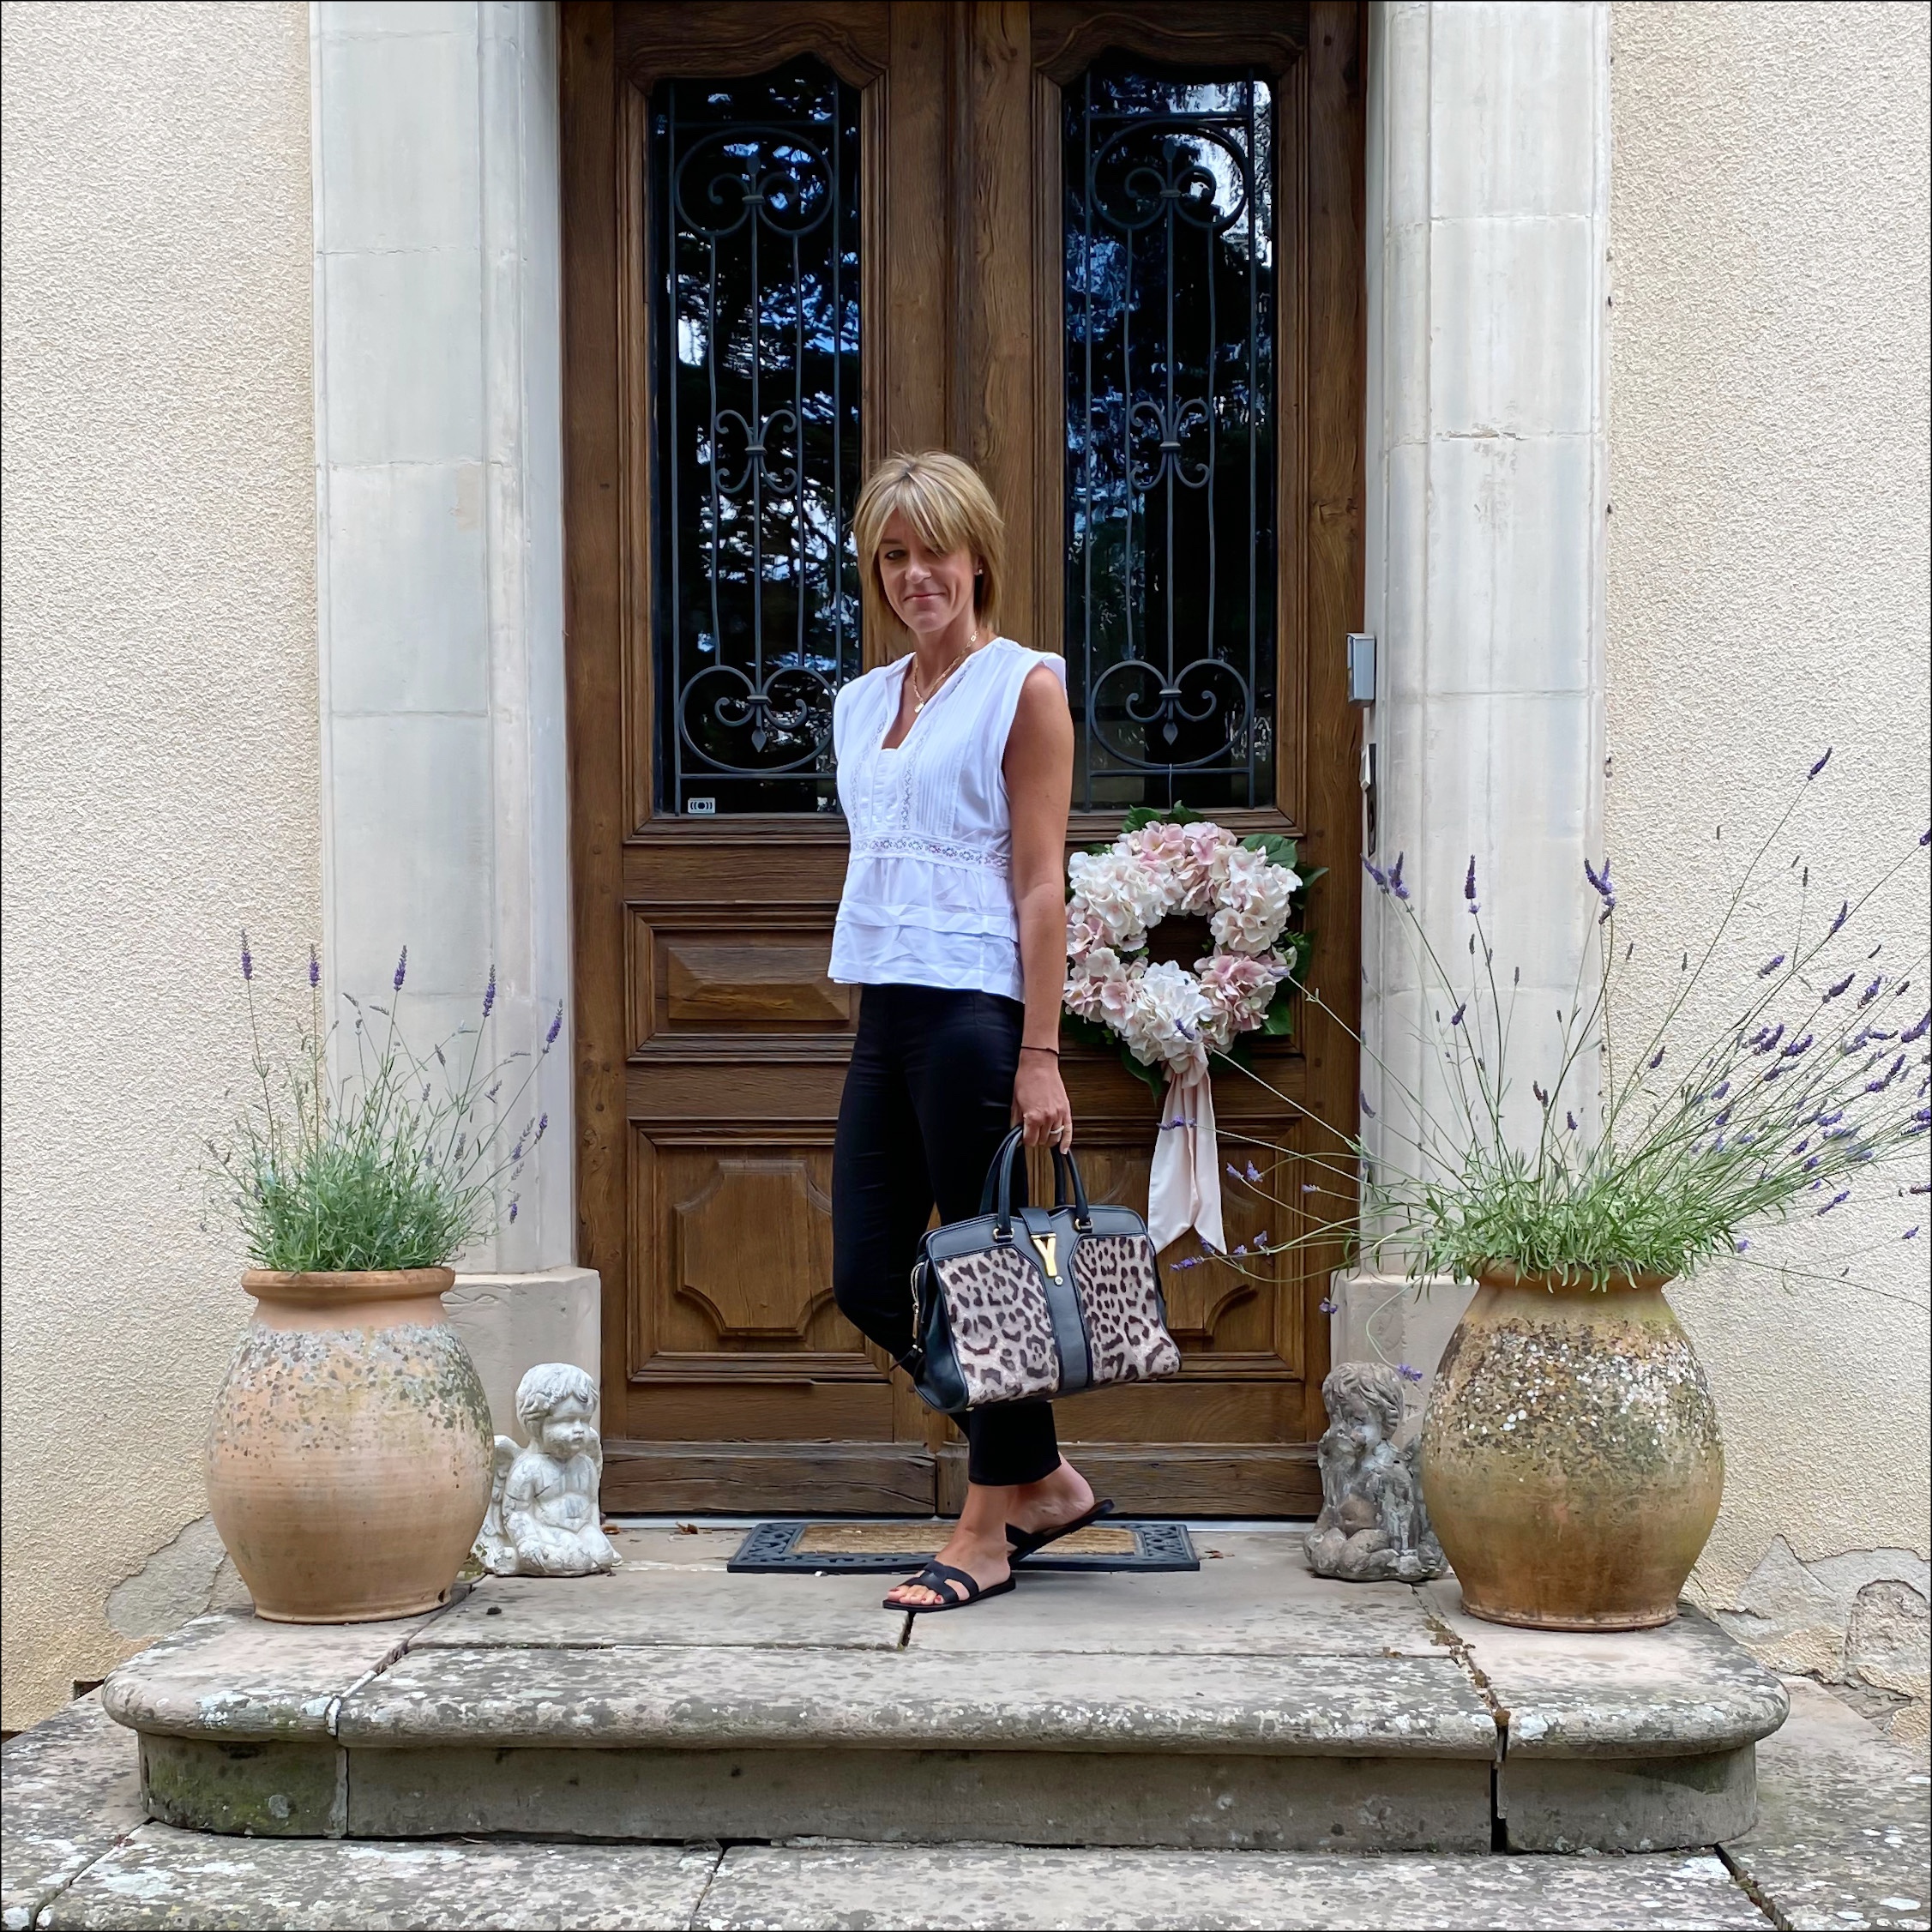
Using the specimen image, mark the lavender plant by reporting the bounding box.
[1194,753,1930,1293]
[203,942,560,1273]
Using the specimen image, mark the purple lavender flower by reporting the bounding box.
[1648,1047,1665,1069]
[1859,977,1884,1008]
[1922,828,1930,847]
[1808,747,1833,779]
[545,1004,563,1049]
[1363,857,1388,892]
[1816,1190,1850,1216]
[1318,1297,1338,1314]
[509,1200,519,1224]
[1803,1154,1821,1172]
[1227,1164,1243,1181]
[1827,900,1849,938]
[1903,1011,1930,1044]
[1735,1238,1751,1253]
[1450,1002,1467,1027]
[308,946,320,989]
[1752,1023,1785,1056]
[240,932,253,982]
[1782,1033,1813,1057]
[1712,1081,1730,1100]
[1583,857,1613,901]
[1359,1090,1375,1120]
[1246,1161,1262,1183]
[1465,857,1478,911]
[482,967,496,1020]
[1533,1081,1549,1106]
[1397,1363,1425,1384]
[1759,954,1785,978]
[1388,852,1410,901]
[536,1112,549,1140]
[1825,972,1855,999]
[1905,1228,1921,1241]
[1567,1111,1578,1132]
[1814,1107,1845,1127]
[394,947,408,992]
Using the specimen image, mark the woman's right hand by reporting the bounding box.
[1013,1048,1073,1151]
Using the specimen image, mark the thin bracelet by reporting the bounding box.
[1020,1044,1060,1056]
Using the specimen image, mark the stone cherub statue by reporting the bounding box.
[473,1363,619,1578]
[1304,1360,1446,1583]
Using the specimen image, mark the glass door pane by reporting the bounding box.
[1063,64,1277,813]
[653,59,863,816]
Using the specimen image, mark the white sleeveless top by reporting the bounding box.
[830,638,1067,1002]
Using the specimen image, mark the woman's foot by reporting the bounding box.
[883,1522,1013,1609]
[1005,1459,1096,1543]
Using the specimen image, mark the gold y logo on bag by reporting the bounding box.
[1029,1232,1059,1279]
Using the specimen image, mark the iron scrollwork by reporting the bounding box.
[1065,70,1279,812]
[654,68,861,815]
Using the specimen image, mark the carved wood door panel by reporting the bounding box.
[563,0,1364,1515]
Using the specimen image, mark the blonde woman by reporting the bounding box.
[830,451,1105,1613]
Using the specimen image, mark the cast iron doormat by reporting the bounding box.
[728,1519,1198,1574]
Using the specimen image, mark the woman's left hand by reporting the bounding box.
[1014,1050,1074,1150]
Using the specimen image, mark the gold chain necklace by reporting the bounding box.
[909,632,980,714]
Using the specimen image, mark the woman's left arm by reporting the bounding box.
[1004,663,1076,1147]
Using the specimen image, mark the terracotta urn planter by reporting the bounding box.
[206,1268,494,1622]
[1417,1264,1724,1631]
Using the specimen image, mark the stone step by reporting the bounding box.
[99,1528,1788,1855]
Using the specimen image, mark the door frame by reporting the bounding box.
[560,0,1366,1510]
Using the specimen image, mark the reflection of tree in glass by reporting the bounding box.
[1064,65,1278,814]
[653,60,863,812]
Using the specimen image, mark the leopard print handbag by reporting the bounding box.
[905,1126,1183,1413]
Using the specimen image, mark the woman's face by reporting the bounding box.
[876,510,978,641]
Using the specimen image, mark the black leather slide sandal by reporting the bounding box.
[884,1560,1018,1614]
[1005,1498,1115,1563]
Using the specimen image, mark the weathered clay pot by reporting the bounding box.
[1418,1265,1723,1631]
[206,1269,493,1622]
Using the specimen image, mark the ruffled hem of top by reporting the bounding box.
[829,928,1023,1002]
[835,856,1017,938]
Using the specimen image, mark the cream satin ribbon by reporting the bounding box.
[1147,1062,1225,1257]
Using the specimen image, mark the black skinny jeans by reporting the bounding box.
[832,984,1061,1488]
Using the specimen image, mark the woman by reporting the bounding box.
[830,450,1104,1614]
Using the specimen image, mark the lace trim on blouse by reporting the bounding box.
[850,832,1011,873]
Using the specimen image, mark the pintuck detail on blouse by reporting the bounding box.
[830,637,1067,1002]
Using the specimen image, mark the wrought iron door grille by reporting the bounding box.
[652,62,862,816]
[1065,65,1279,813]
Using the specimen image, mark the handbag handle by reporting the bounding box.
[978,1125,1093,1236]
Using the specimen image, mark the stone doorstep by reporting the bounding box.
[97,1532,1791,1856]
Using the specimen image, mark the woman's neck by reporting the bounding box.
[907,611,984,677]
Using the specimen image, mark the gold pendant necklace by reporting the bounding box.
[910,633,978,714]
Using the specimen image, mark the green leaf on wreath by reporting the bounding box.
[1239,832,1299,874]
[1120,801,1204,834]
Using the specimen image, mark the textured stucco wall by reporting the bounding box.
[1605,3,1931,1739]
[1,3,319,1730]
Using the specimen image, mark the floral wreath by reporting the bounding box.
[1062,804,1315,1094]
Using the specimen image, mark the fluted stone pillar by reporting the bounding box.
[1336,2,1611,1403]
[310,1,593,1433]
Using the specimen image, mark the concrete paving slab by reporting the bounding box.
[694,1844,1772,1930]
[908,1538,1441,1658]
[1724,1677,1931,1932]
[335,1642,1498,1756]
[1421,1581,1789,1757]
[38,1827,720,1930]
[100,1608,441,1742]
[417,1566,906,1652]
[344,1744,1490,1851]
[2,1694,143,1932]
[606,1527,743,1570]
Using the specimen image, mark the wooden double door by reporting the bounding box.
[563,0,1364,1515]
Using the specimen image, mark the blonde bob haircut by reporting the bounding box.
[852,450,1008,646]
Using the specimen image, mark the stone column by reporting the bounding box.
[1337,1,1610,1404]
[311,0,593,1435]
